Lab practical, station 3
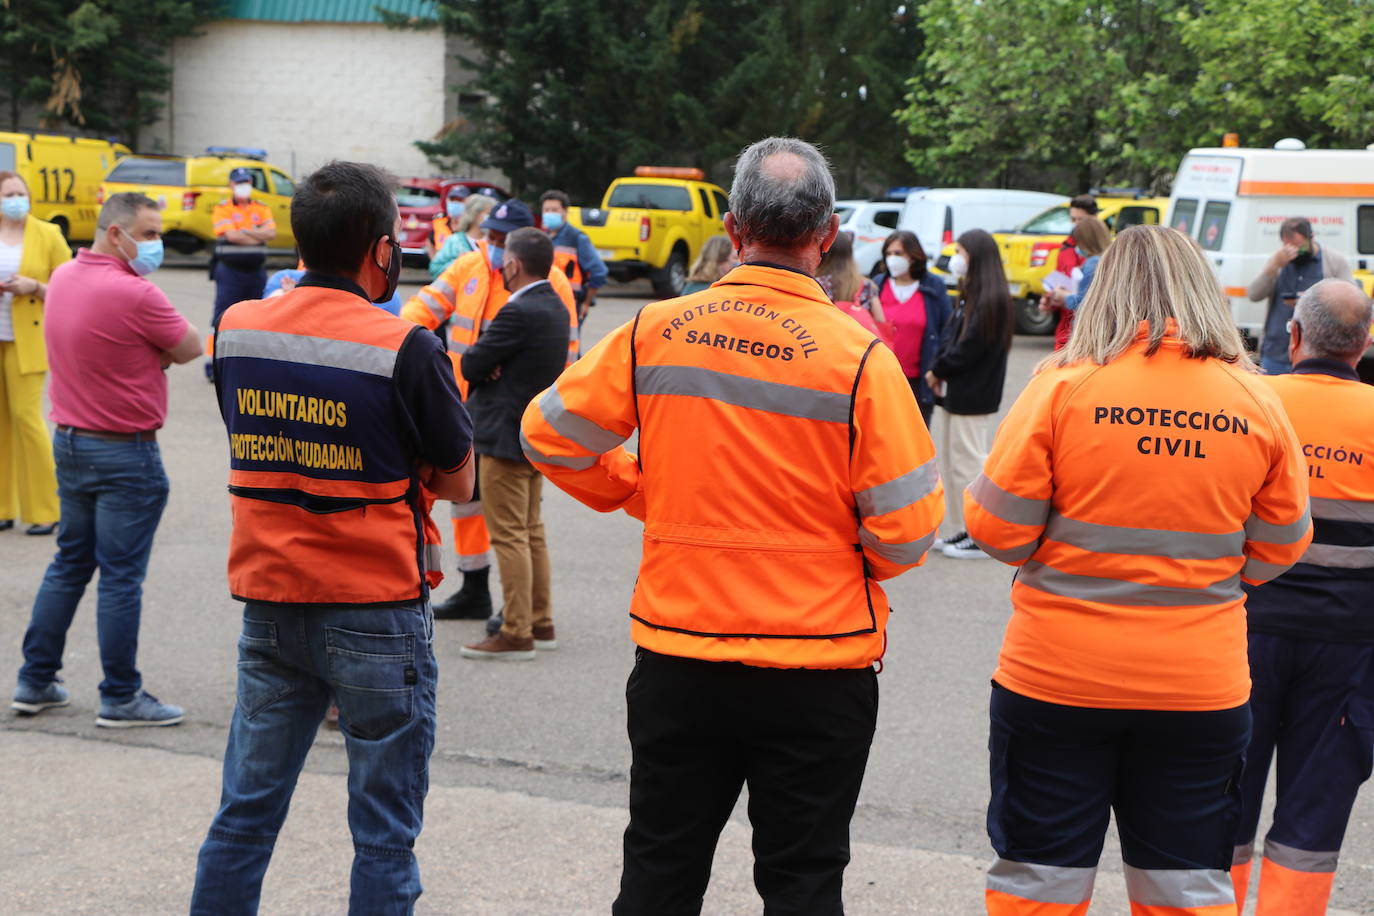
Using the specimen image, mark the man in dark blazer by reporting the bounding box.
[458,226,572,660]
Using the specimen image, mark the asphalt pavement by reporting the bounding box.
[2,264,1370,914]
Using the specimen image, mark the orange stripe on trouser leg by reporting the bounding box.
[1254,857,1334,916]
[985,888,1089,915]
[1229,861,1251,913]
[451,512,491,569]
[1128,903,1235,916]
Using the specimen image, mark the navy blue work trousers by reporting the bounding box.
[988,682,1250,871]
[1237,633,1374,860]
[212,262,267,327]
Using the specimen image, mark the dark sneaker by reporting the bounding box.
[460,633,536,661]
[485,611,503,637]
[12,680,70,715]
[533,625,557,651]
[933,530,966,551]
[95,690,184,728]
[942,535,990,559]
[25,523,56,536]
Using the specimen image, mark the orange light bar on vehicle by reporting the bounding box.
[635,166,705,180]
[1223,132,1240,148]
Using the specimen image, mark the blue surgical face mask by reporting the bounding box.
[446,200,465,220]
[543,211,564,231]
[120,227,164,277]
[488,244,504,270]
[2,195,30,221]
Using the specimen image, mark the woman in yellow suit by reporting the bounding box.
[0,171,72,535]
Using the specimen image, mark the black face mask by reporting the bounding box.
[373,238,401,304]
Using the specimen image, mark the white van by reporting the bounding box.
[897,188,1067,273]
[1166,144,1374,340]
[836,199,902,275]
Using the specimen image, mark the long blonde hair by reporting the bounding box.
[687,234,734,284]
[818,230,864,302]
[1044,225,1253,370]
[457,195,496,235]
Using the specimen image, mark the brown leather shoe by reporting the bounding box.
[460,633,536,661]
[532,625,557,651]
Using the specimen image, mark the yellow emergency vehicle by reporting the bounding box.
[0,132,130,241]
[100,147,296,254]
[569,166,728,298]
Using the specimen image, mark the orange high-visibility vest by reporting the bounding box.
[215,285,455,604]
[520,263,945,669]
[402,242,580,396]
[431,214,455,247]
[553,245,584,295]
[965,320,1312,711]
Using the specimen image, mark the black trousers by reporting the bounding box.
[613,648,878,916]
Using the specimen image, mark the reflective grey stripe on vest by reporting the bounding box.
[452,314,476,331]
[448,340,469,355]
[1242,557,1292,581]
[450,499,483,519]
[982,539,1039,564]
[634,365,850,424]
[538,386,628,454]
[1311,496,1374,523]
[215,328,398,378]
[986,857,1095,905]
[432,277,455,298]
[1301,542,1374,569]
[1233,842,1255,866]
[418,290,447,325]
[855,458,939,518]
[1018,562,1242,607]
[967,473,1050,528]
[1264,838,1340,873]
[520,429,596,470]
[859,526,936,566]
[1245,507,1312,544]
[1122,866,1233,907]
[424,543,444,575]
[1045,513,1245,560]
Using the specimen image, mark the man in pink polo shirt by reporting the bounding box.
[11,191,201,727]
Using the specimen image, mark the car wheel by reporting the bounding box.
[1015,296,1056,336]
[651,249,687,299]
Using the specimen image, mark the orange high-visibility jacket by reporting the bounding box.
[1245,363,1374,640]
[401,242,579,396]
[431,214,455,247]
[215,286,455,605]
[965,320,1311,711]
[520,264,945,669]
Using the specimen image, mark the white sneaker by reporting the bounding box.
[942,535,990,559]
[932,530,965,551]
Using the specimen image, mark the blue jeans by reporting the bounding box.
[17,429,168,702]
[191,602,438,916]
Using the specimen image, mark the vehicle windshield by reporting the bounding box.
[607,183,692,211]
[1019,205,1072,234]
[106,157,186,186]
[396,187,440,208]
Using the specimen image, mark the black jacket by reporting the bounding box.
[930,302,1011,416]
[460,281,571,462]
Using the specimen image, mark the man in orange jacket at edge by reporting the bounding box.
[521,137,944,914]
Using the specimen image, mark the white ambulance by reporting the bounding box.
[1165,143,1374,341]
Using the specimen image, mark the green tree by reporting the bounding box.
[403,0,922,201]
[0,0,221,147]
[899,0,1199,194]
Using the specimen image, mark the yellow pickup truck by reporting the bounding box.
[570,167,729,298]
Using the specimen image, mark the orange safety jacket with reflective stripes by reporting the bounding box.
[965,320,1312,711]
[431,214,455,247]
[401,242,579,397]
[215,284,451,605]
[1244,360,1374,643]
[520,263,945,669]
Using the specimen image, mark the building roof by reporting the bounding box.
[224,0,437,23]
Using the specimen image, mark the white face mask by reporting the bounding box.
[885,254,911,278]
[948,253,968,278]
[232,182,252,201]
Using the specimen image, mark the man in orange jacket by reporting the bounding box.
[521,137,944,914]
[1233,279,1374,915]
[401,200,577,624]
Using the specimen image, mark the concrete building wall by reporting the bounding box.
[146,20,496,183]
